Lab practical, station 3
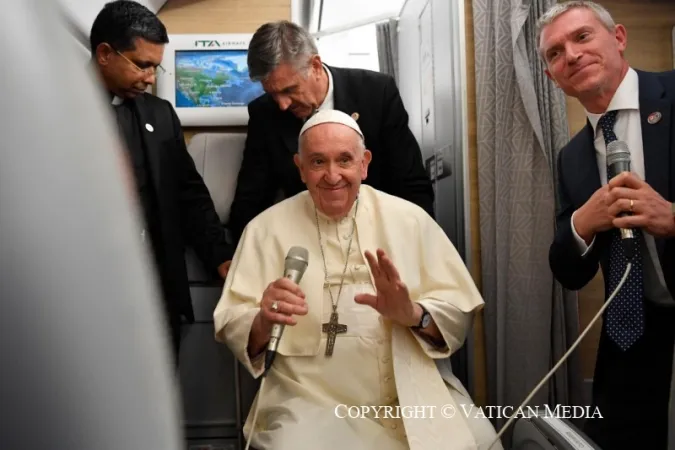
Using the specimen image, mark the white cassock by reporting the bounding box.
[214,185,503,450]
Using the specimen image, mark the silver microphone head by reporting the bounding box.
[606,140,630,167]
[606,140,631,179]
[284,246,309,278]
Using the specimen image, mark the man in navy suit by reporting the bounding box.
[539,2,675,449]
[224,21,434,260]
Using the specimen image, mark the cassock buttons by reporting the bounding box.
[145,123,154,132]
[647,112,661,124]
[351,112,359,121]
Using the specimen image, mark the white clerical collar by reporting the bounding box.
[317,64,334,112]
[111,95,124,106]
[586,67,639,134]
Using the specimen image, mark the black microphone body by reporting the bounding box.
[264,246,309,376]
[606,140,637,260]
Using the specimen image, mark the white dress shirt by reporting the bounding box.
[317,64,335,112]
[571,67,671,303]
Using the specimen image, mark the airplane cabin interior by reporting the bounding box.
[2,0,674,450]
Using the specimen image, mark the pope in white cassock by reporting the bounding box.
[213,109,502,450]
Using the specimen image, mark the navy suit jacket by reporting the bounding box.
[549,69,675,298]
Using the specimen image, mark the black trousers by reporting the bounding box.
[583,299,675,450]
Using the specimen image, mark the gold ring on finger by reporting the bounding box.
[629,199,634,212]
[271,301,279,312]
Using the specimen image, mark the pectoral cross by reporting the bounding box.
[322,312,347,356]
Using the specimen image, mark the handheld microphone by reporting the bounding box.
[264,246,309,375]
[606,140,637,260]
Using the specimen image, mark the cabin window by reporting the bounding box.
[314,0,406,72]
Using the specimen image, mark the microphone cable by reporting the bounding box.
[244,337,278,449]
[487,262,633,449]
[244,374,268,450]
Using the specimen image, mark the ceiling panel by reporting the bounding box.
[319,0,404,31]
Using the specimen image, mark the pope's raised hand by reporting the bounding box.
[354,249,417,327]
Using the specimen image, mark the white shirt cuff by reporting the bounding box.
[571,211,595,257]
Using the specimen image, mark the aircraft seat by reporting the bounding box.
[185,132,244,281]
[511,410,601,450]
[180,132,259,450]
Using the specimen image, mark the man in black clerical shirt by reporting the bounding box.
[90,0,231,362]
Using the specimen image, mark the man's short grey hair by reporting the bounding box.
[248,20,319,82]
[536,1,616,60]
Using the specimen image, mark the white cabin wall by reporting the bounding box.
[398,0,468,261]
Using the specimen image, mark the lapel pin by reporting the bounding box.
[647,112,661,124]
[145,123,154,132]
[351,112,359,121]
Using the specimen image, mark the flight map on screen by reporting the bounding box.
[175,50,264,108]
